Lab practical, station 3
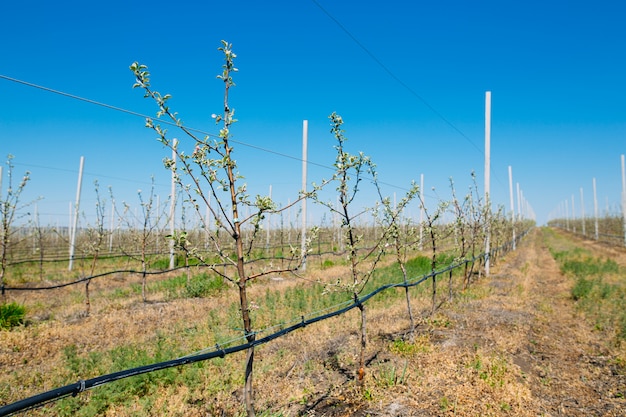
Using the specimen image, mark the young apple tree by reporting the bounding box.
[377,184,419,340]
[0,155,31,300]
[130,41,315,417]
[310,112,415,385]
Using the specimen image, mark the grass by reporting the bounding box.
[0,245,506,416]
[544,229,626,341]
[389,336,430,356]
[54,337,209,417]
[0,302,26,330]
[121,271,228,300]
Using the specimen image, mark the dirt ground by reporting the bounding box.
[3,228,626,416]
[287,228,626,416]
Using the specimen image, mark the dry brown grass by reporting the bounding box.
[2,229,626,416]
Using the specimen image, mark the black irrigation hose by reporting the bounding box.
[0,230,530,416]
[6,241,349,267]
[2,247,377,292]
[0,259,480,416]
[0,292,362,416]
[2,266,191,291]
[7,251,169,266]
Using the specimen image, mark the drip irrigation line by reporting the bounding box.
[2,264,199,291]
[2,245,372,292]
[7,251,171,266]
[0,231,529,416]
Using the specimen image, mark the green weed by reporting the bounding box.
[0,302,26,330]
[183,273,226,298]
[375,361,408,387]
[562,257,618,277]
[439,396,450,411]
[57,337,205,417]
[321,259,335,269]
[545,229,626,341]
[468,354,508,388]
[389,336,430,356]
[571,277,593,301]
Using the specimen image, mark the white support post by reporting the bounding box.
[156,195,160,253]
[301,120,308,271]
[484,91,491,276]
[592,178,599,240]
[266,185,272,250]
[69,156,85,271]
[621,155,626,246]
[565,199,569,231]
[109,199,115,252]
[571,195,576,233]
[419,173,424,251]
[516,183,521,221]
[508,166,516,250]
[580,187,586,236]
[169,140,178,269]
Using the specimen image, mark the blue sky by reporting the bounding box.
[1,0,625,228]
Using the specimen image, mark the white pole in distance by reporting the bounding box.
[169,139,178,270]
[109,199,115,252]
[69,156,84,271]
[621,155,626,246]
[508,166,516,250]
[419,173,424,251]
[571,195,576,233]
[301,120,308,271]
[593,177,599,240]
[156,195,160,253]
[516,182,521,221]
[565,199,569,231]
[580,187,586,236]
[266,185,272,250]
[484,91,491,276]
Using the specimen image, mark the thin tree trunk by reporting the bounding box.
[358,302,366,384]
[430,229,437,316]
[431,274,437,316]
[244,342,255,417]
[85,279,91,315]
[141,270,147,303]
[239,277,255,416]
[400,261,415,341]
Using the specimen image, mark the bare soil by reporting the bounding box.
[284,228,626,416]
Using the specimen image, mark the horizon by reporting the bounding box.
[1,0,625,229]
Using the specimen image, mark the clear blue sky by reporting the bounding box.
[1,0,625,228]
